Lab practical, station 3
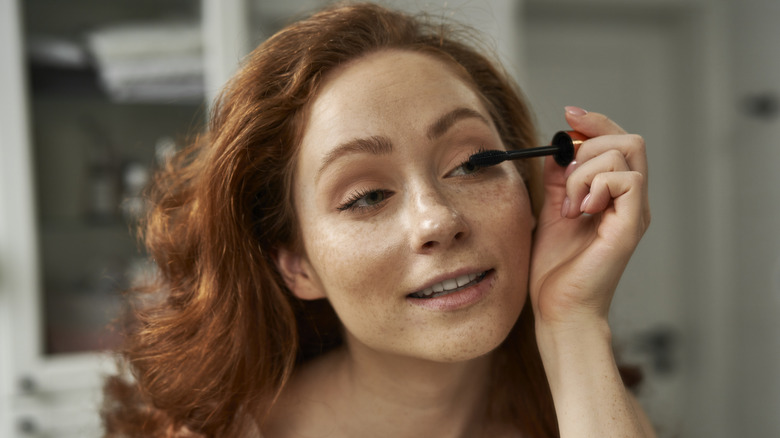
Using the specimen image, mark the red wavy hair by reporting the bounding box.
[102,2,560,436]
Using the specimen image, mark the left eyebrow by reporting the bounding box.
[316,135,393,182]
[315,107,490,183]
[427,107,491,141]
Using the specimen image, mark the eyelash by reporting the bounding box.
[337,188,391,212]
[336,148,489,213]
[453,147,490,177]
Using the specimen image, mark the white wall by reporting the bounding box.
[730,1,780,436]
[0,0,35,435]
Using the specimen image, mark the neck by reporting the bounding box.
[326,339,494,438]
[262,338,507,438]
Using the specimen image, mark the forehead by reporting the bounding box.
[301,49,488,147]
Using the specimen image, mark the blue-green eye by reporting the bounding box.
[337,189,391,212]
[361,190,386,206]
[448,160,482,177]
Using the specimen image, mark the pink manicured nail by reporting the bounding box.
[565,106,588,116]
[561,197,571,217]
[580,193,592,212]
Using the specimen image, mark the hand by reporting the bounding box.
[529,107,651,330]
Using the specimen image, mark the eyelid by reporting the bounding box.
[444,147,489,178]
[329,140,494,212]
[323,165,388,211]
[337,188,393,213]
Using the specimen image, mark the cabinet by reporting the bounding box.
[0,0,250,436]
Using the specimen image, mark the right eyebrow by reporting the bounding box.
[427,107,489,141]
[316,135,393,182]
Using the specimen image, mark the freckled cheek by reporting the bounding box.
[460,179,534,272]
[303,221,403,337]
[303,219,402,300]
[461,179,533,231]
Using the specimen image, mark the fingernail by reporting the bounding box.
[561,197,571,217]
[565,106,588,116]
[580,193,591,212]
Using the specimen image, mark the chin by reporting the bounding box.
[411,311,521,363]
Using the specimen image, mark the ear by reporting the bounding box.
[274,247,327,300]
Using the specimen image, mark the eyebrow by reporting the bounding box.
[427,107,490,140]
[317,135,393,180]
[316,107,490,180]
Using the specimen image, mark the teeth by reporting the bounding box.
[411,271,487,299]
[443,278,458,290]
[455,274,472,287]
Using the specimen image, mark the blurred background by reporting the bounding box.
[0,0,776,436]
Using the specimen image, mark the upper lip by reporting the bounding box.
[409,267,490,296]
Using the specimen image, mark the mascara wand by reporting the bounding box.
[469,130,587,168]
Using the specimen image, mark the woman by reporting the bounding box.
[103,3,654,437]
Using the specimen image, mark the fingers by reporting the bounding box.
[580,170,645,222]
[564,107,647,176]
[554,108,650,226]
[585,170,650,252]
[561,149,631,218]
[568,134,648,179]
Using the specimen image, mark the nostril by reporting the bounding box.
[413,204,469,252]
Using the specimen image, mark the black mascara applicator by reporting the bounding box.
[469,130,587,168]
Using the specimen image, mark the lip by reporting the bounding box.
[406,269,495,311]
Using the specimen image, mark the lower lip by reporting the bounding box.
[406,270,494,311]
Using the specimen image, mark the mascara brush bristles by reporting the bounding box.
[469,145,562,168]
[468,150,509,167]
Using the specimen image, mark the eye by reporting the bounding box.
[337,189,392,212]
[447,159,483,178]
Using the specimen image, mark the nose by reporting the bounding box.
[408,187,470,253]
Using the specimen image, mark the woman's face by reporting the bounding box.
[285,50,534,363]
